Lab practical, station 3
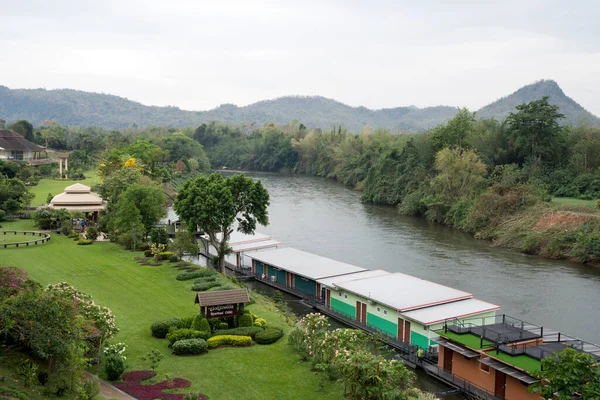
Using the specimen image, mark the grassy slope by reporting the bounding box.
[0,219,342,400]
[29,172,100,206]
[551,197,597,210]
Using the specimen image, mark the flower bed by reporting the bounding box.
[115,370,207,400]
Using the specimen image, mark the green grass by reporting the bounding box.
[485,351,541,374]
[0,232,41,244]
[29,171,100,206]
[435,330,494,349]
[0,219,343,400]
[551,197,597,210]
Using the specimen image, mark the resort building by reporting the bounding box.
[248,248,366,297]
[201,231,283,269]
[435,315,600,399]
[321,271,499,349]
[48,183,107,218]
[0,130,51,165]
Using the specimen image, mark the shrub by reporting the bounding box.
[60,224,73,235]
[207,335,252,349]
[254,318,267,328]
[69,231,80,239]
[199,318,211,335]
[172,338,208,355]
[82,379,100,399]
[138,243,151,251]
[0,209,5,221]
[77,239,94,245]
[191,315,203,331]
[166,328,208,345]
[169,255,179,262]
[179,316,194,329]
[191,281,221,291]
[193,276,217,283]
[176,269,216,281]
[151,318,181,338]
[144,249,153,257]
[254,327,284,345]
[218,322,229,330]
[213,326,263,339]
[105,354,126,381]
[150,227,169,245]
[237,313,253,327]
[158,251,174,260]
[86,227,99,241]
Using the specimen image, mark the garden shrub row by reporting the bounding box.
[254,327,284,345]
[172,338,208,355]
[176,269,216,281]
[158,251,174,260]
[212,326,263,339]
[191,280,221,291]
[166,328,208,345]
[193,276,217,283]
[207,335,252,349]
[77,239,93,245]
[151,318,182,338]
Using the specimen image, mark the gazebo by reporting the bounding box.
[49,183,107,220]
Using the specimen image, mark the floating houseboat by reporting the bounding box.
[201,231,283,269]
[435,315,600,399]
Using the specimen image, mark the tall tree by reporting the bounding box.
[430,108,475,151]
[8,120,34,142]
[505,96,565,164]
[174,173,269,273]
[118,185,166,235]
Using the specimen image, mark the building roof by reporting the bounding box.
[194,288,250,306]
[248,247,366,280]
[230,239,283,253]
[202,231,272,245]
[401,298,500,325]
[0,130,45,152]
[335,272,473,312]
[49,183,107,211]
[317,269,391,288]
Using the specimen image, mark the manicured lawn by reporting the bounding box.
[0,232,41,244]
[485,351,541,374]
[435,330,493,349]
[29,171,100,206]
[0,219,343,400]
[551,197,597,210]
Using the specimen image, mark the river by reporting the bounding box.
[231,171,600,344]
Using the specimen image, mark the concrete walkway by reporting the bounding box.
[84,372,136,400]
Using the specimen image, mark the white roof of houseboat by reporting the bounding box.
[202,231,272,245]
[335,272,473,312]
[401,298,500,326]
[247,248,366,280]
[317,269,391,288]
[230,239,283,253]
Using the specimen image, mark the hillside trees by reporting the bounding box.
[174,173,269,273]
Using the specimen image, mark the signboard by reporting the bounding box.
[204,304,238,318]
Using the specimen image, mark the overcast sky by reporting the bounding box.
[1,0,599,115]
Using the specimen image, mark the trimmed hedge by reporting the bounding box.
[237,313,253,327]
[213,326,263,339]
[179,316,194,329]
[172,339,208,355]
[77,239,93,245]
[176,269,217,281]
[218,322,229,330]
[158,251,174,260]
[254,327,284,345]
[191,281,221,291]
[169,255,179,262]
[150,318,181,338]
[207,335,252,349]
[166,328,208,345]
[193,276,217,283]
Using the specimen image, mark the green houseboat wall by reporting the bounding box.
[326,287,498,349]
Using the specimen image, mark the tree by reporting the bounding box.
[430,147,487,201]
[118,185,166,235]
[505,96,565,164]
[150,227,169,245]
[171,230,199,260]
[0,176,33,214]
[8,120,34,142]
[532,347,600,399]
[109,201,145,249]
[174,173,269,273]
[430,108,475,151]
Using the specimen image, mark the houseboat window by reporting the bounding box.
[376,307,380,312]
[423,325,428,331]
[344,294,347,299]
[338,292,342,297]
[383,310,387,315]
[479,363,490,373]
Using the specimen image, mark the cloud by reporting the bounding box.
[0,0,599,115]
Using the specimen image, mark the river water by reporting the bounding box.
[235,171,600,344]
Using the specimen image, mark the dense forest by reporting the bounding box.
[2,94,600,264]
[1,80,598,130]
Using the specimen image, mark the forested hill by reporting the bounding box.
[0,80,598,130]
[478,80,600,125]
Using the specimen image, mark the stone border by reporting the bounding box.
[0,231,51,249]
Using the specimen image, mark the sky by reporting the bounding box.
[1,0,599,115]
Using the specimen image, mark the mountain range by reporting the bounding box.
[0,80,598,131]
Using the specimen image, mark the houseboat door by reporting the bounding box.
[403,320,411,344]
[397,318,404,341]
[355,301,367,324]
[494,371,506,398]
[326,289,330,308]
[443,347,453,372]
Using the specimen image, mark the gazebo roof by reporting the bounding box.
[49,183,107,212]
[194,289,250,306]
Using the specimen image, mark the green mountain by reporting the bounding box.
[477,80,600,126]
[0,80,597,131]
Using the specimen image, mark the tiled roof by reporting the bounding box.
[0,130,45,152]
[195,288,250,306]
